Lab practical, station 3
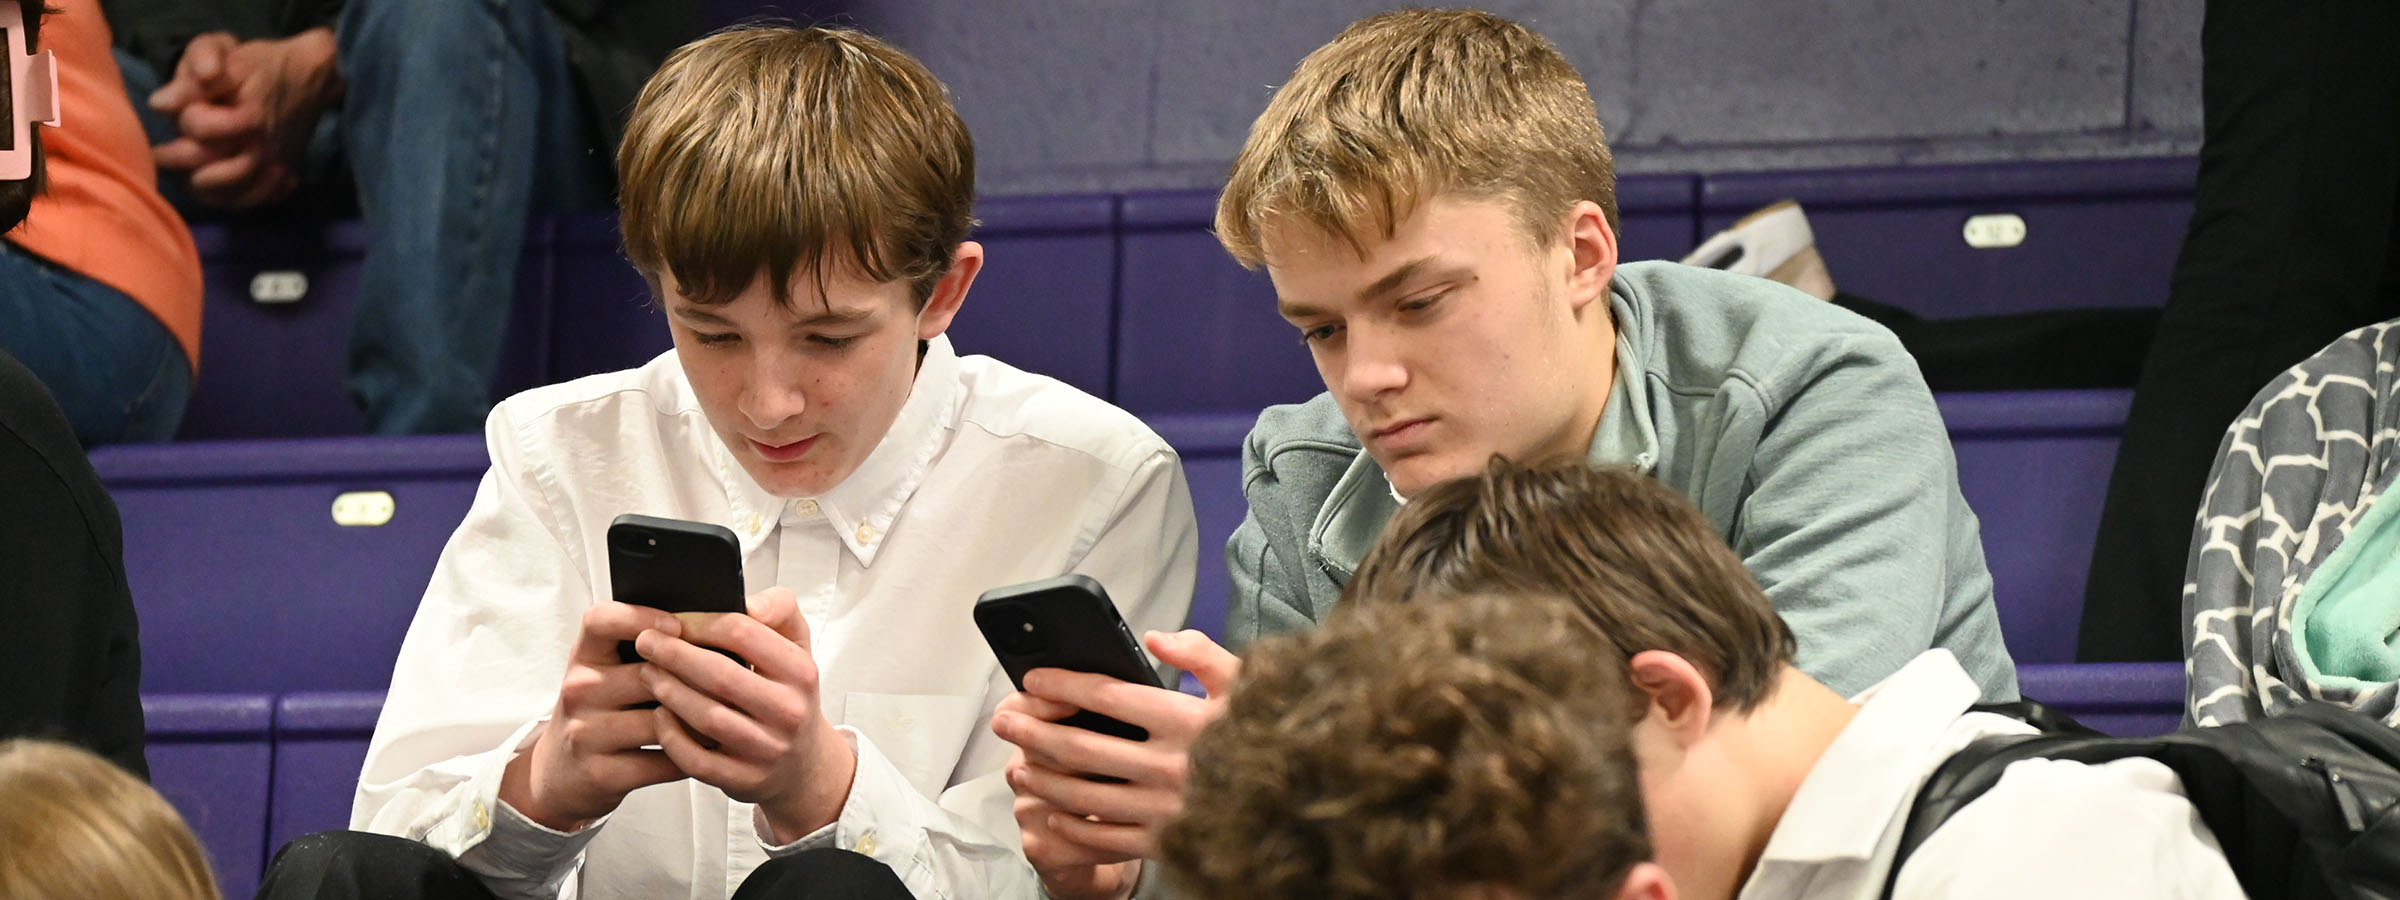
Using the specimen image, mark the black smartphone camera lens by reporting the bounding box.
[995,608,1048,655]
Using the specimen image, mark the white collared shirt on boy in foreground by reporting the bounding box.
[353,337,1198,900]
[1738,651,2244,900]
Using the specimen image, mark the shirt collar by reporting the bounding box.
[717,335,964,567]
[1751,650,1982,867]
[1587,289,1659,473]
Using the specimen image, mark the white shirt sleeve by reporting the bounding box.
[750,446,1197,900]
[1894,757,2248,900]
[351,411,602,900]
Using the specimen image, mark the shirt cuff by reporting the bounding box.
[757,725,867,856]
[431,716,609,898]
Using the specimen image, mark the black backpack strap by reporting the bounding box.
[1874,702,2108,900]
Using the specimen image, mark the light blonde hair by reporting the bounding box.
[0,739,219,900]
[1215,8,1617,268]
[1160,593,1650,900]
[617,23,976,308]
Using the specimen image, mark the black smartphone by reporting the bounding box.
[607,513,746,665]
[975,574,1164,742]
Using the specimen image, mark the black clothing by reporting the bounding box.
[254,831,916,900]
[0,348,148,778]
[2079,0,2400,663]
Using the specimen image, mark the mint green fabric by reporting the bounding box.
[2295,485,2400,687]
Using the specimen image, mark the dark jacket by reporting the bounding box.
[0,349,148,778]
[104,0,701,161]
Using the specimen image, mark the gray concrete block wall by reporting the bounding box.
[726,0,2205,196]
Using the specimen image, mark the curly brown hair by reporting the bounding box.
[1158,593,1650,900]
[1345,459,1796,714]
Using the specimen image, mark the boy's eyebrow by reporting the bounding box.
[1275,255,1446,323]
[666,305,874,327]
[667,305,734,327]
[792,307,872,327]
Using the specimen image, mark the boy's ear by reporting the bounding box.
[1626,650,1716,747]
[1563,199,1617,314]
[1610,861,1679,900]
[914,241,983,340]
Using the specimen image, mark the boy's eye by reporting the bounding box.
[1399,289,1447,312]
[1300,324,1342,344]
[809,334,859,348]
[693,331,740,346]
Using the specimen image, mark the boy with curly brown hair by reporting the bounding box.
[1162,461,2242,900]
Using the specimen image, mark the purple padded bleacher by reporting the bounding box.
[144,693,273,900]
[1700,157,2196,318]
[1938,389,2129,665]
[544,214,664,384]
[178,222,552,440]
[268,692,385,857]
[2016,661,2184,737]
[1113,175,1700,416]
[94,435,489,694]
[1148,412,1255,640]
[949,195,1119,399]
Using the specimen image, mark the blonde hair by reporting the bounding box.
[0,739,219,900]
[1216,8,1617,268]
[1160,594,1650,900]
[617,23,976,308]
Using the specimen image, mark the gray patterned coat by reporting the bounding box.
[2187,321,2400,727]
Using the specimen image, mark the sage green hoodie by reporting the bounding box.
[1225,261,2019,701]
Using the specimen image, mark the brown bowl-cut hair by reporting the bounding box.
[1345,459,1797,714]
[1215,8,1617,269]
[1159,593,1651,900]
[0,739,219,900]
[617,24,975,310]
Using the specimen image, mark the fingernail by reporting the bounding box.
[635,631,658,655]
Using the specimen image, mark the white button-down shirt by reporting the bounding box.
[352,337,1198,900]
[1736,651,2245,900]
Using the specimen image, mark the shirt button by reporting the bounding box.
[855,522,878,544]
[473,801,490,832]
[855,830,878,856]
[744,514,762,535]
[795,499,820,517]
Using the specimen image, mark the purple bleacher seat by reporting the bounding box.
[93,435,490,694]
[950,195,1117,398]
[1113,176,1699,416]
[1147,412,1256,641]
[179,221,552,439]
[145,693,274,900]
[2015,661,2184,737]
[1700,157,2196,319]
[268,692,386,856]
[1938,389,2129,665]
[545,214,667,385]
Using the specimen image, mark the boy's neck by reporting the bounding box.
[1722,665,1860,887]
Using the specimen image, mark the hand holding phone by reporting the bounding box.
[975,574,1164,741]
[607,514,746,665]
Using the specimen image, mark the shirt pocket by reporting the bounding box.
[844,692,986,801]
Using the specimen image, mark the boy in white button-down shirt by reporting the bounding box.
[1159,462,2241,900]
[253,23,1197,900]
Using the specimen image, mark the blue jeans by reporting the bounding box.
[337,0,616,434]
[0,242,192,444]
